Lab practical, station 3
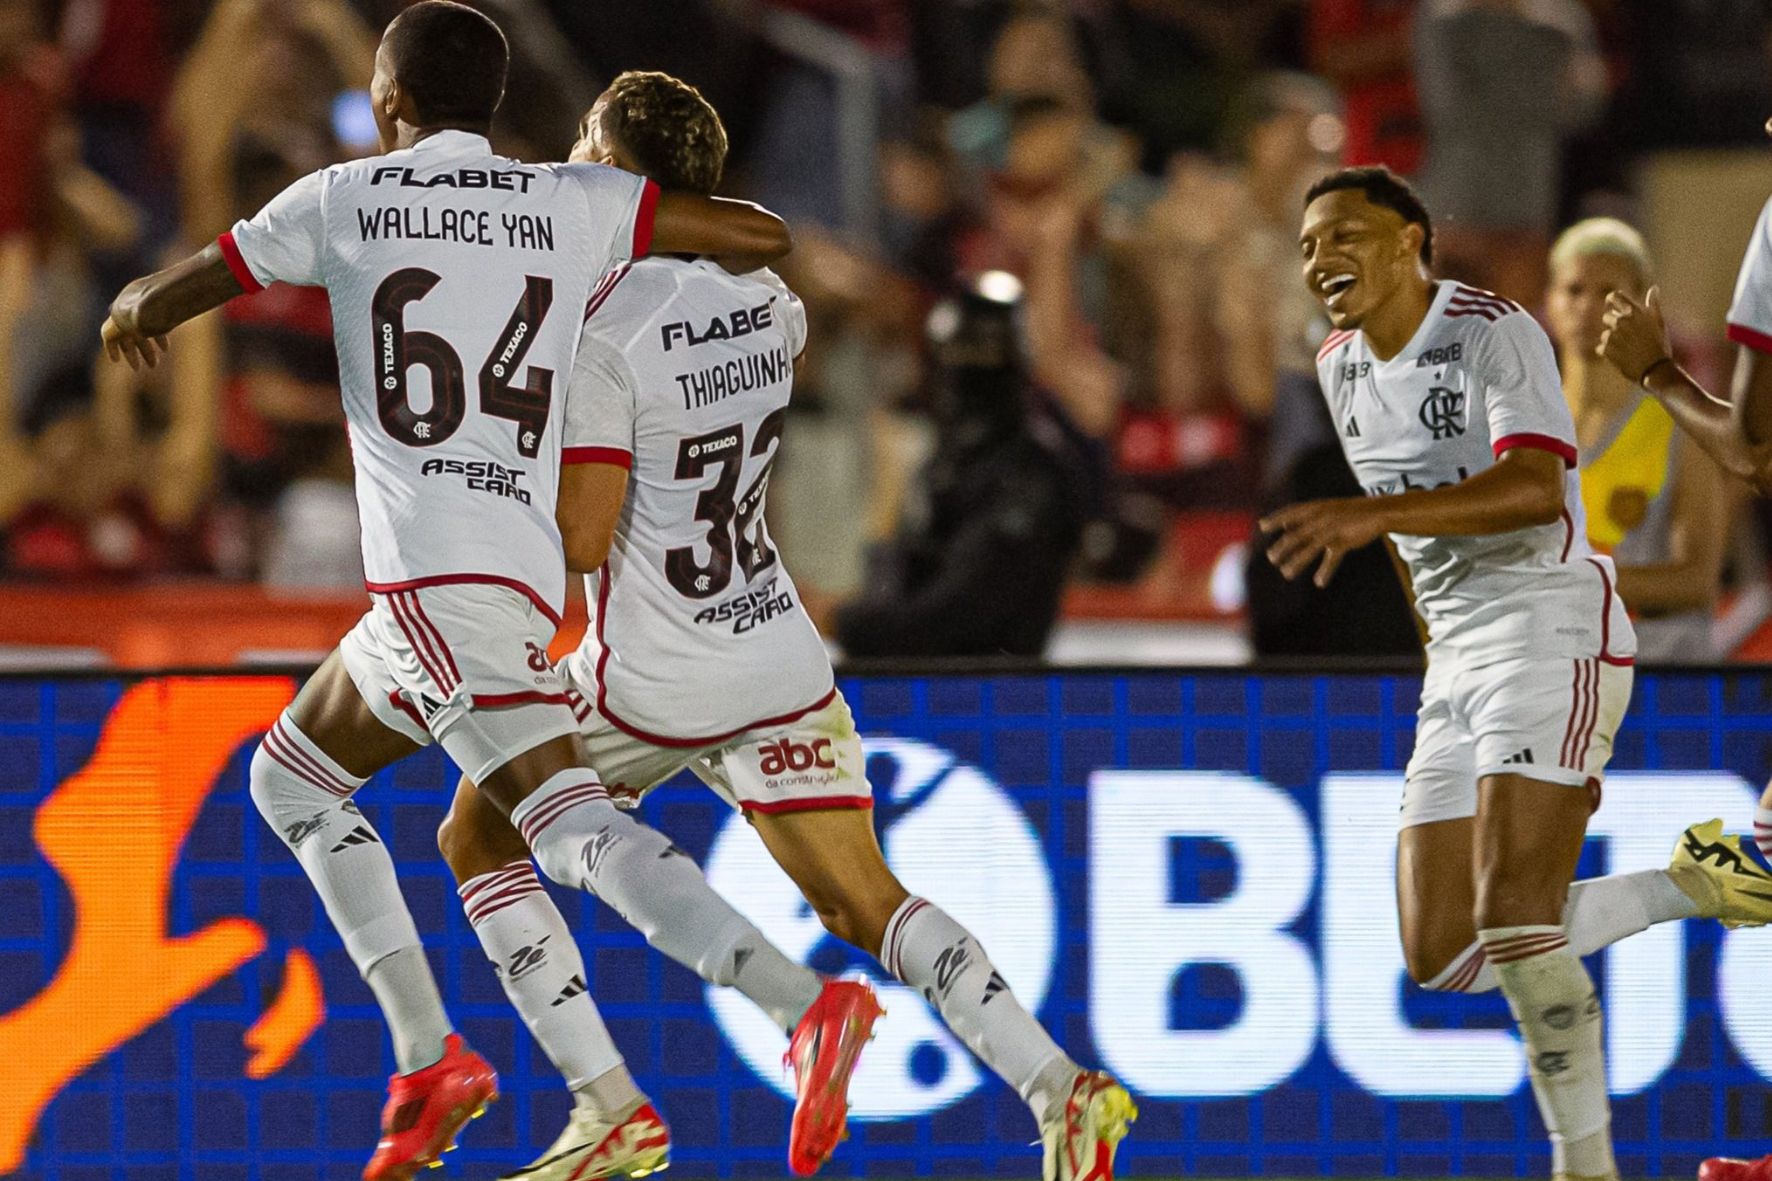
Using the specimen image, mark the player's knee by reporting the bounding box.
[802,885,902,957]
[1403,942,1453,988]
[436,799,528,885]
[248,731,328,829]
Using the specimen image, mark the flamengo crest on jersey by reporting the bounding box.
[220,131,658,622]
[1314,281,1635,664]
[562,259,834,744]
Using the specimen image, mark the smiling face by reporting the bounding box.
[1299,187,1424,330]
[1546,251,1645,359]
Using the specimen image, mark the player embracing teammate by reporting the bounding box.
[101,12,1132,1179]
[1273,167,1772,1181]
[100,5,887,1179]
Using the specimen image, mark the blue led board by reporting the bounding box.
[2,671,1770,1181]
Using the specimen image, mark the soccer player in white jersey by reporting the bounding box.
[1269,167,1772,1181]
[410,72,1134,1181]
[1597,157,1772,1181]
[98,7,882,1179]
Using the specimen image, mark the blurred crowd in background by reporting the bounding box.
[7,0,1772,661]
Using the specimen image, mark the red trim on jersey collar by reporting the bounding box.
[1317,329,1354,361]
[365,573,563,628]
[1493,432,1577,468]
[589,558,838,747]
[216,232,264,294]
[632,179,660,259]
[740,795,875,815]
[1728,322,1772,357]
[563,446,633,468]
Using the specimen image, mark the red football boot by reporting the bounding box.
[1701,1156,1772,1181]
[363,1033,499,1181]
[783,979,884,1176]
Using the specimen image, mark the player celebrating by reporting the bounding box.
[1597,167,1772,1181]
[1272,167,1772,1181]
[416,71,1135,1181]
[99,7,881,1179]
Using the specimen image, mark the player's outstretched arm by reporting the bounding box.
[1261,448,1565,588]
[649,193,792,270]
[1600,286,1772,489]
[100,244,244,371]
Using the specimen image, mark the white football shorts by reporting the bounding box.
[338,582,580,783]
[554,666,871,815]
[1400,654,1634,828]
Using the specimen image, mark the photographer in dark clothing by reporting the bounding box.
[836,272,1103,658]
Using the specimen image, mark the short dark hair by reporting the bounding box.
[1305,166,1434,266]
[382,1,508,127]
[598,71,728,196]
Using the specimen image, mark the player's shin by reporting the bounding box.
[1478,926,1615,1180]
[1424,869,1699,994]
[458,861,642,1114]
[513,770,823,1030]
[250,716,451,1072]
[879,895,1078,1124]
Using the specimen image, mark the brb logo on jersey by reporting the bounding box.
[704,737,1056,1119]
[1418,386,1466,440]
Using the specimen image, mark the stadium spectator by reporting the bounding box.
[1413,0,1608,303]
[830,273,1103,658]
[1547,218,1728,661]
[1307,0,1421,174]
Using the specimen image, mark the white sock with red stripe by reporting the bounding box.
[1755,802,1772,864]
[459,861,639,1109]
[1424,870,1699,994]
[880,896,1078,1125]
[1478,925,1614,1177]
[250,713,451,1072]
[513,770,823,1031]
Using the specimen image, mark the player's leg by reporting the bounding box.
[704,693,1134,1181]
[250,637,496,1181]
[1464,658,1639,1181]
[1475,770,1615,1180]
[437,779,665,1181]
[1395,661,1750,998]
[252,645,451,1072]
[416,586,870,1175]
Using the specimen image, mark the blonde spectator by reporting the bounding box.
[1547,218,1729,661]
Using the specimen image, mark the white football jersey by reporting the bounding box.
[1728,195,1772,355]
[1316,281,1635,664]
[562,258,834,743]
[222,130,657,624]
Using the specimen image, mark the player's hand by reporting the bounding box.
[1599,285,1672,384]
[1259,498,1386,589]
[99,310,168,372]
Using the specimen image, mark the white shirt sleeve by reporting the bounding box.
[1727,196,1772,354]
[1476,311,1578,466]
[562,332,638,466]
[222,170,328,290]
[568,164,658,278]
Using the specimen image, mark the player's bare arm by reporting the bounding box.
[1600,286,1772,489]
[556,461,628,572]
[1262,447,1563,588]
[99,244,243,371]
[650,193,792,270]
